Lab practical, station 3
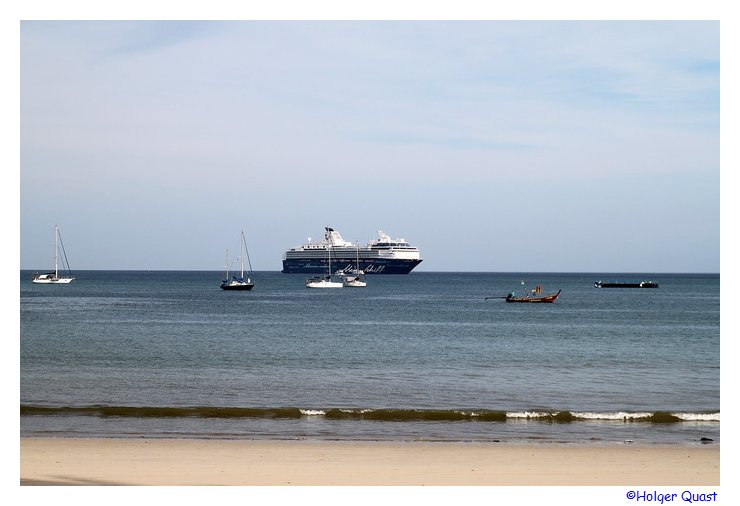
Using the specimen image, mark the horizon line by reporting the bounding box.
[18,269,720,275]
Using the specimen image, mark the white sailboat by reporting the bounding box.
[343,244,367,287]
[220,230,255,290]
[306,240,342,288]
[32,225,75,284]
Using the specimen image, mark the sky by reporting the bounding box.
[17,17,721,273]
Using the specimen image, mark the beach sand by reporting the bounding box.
[19,437,719,486]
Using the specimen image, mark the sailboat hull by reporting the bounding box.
[32,275,74,284]
[306,279,343,288]
[343,281,367,287]
[220,282,254,291]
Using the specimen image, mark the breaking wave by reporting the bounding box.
[20,405,720,423]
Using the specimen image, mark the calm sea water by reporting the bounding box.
[20,271,719,445]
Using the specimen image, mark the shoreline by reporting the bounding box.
[20,437,720,486]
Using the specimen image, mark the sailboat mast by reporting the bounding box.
[240,231,245,278]
[242,231,254,276]
[54,225,59,277]
[328,232,333,277]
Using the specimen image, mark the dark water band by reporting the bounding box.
[20,405,719,423]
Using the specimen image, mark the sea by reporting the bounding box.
[20,271,720,446]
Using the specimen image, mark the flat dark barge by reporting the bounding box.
[594,281,659,288]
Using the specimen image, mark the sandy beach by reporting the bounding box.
[19,438,719,486]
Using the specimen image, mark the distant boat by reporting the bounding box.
[343,244,367,288]
[32,225,74,284]
[306,275,344,288]
[307,242,342,288]
[505,289,561,303]
[343,274,367,288]
[594,281,659,288]
[486,283,561,303]
[220,231,255,291]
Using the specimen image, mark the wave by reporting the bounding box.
[20,405,720,423]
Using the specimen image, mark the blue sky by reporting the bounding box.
[18,20,720,272]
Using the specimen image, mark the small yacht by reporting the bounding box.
[306,275,344,289]
[342,244,367,287]
[220,230,255,291]
[32,225,75,284]
[306,242,343,288]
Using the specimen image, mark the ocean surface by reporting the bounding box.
[20,271,720,445]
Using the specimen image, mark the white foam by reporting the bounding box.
[506,411,553,419]
[571,411,652,420]
[299,409,325,416]
[673,412,720,422]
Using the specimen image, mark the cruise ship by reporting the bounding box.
[282,227,423,274]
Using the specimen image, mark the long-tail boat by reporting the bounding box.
[504,289,561,303]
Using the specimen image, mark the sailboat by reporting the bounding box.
[306,241,343,288]
[220,230,255,291]
[343,244,367,287]
[32,225,75,284]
